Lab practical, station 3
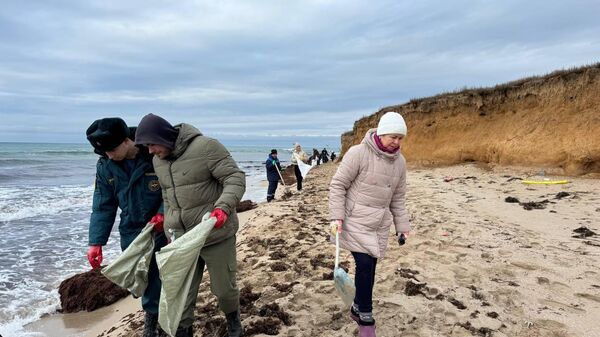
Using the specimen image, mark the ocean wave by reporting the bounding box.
[0,214,123,336]
[0,278,59,337]
[0,185,93,221]
[0,159,45,167]
[0,150,92,156]
[0,166,96,185]
[34,150,91,155]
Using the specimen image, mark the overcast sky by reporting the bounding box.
[1,0,599,143]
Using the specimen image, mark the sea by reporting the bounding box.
[0,136,339,336]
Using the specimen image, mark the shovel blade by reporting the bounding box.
[334,268,355,306]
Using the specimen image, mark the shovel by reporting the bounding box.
[274,162,290,192]
[333,229,355,306]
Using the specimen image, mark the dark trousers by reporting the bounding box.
[267,180,278,202]
[141,232,168,314]
[351,251,378,313]
[293,165,303,190]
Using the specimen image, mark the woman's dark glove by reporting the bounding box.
[398,232,409,246]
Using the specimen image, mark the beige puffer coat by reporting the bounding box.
[290,149,307,164]
[329,128,410,258]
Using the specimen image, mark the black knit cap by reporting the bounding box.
[86,118,130,154]
[270,149,277,154]
[135,113,178,150]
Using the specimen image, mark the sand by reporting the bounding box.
[25,296,139,337]
[27,163,600,337]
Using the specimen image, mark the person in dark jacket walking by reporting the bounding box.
[311,148,321,165]
[321,148,329,164]
[135,113,246,337]
[86,117,167,337]
[265,149,282,202]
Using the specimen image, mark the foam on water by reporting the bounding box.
[0,214,123,336]
[0,185,93,222]
[0,279,59,337]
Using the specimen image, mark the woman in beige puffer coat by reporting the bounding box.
[329,111,410,337]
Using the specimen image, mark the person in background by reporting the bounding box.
[321,148,329,164]
[290,143,308,191]
[135,113,246,337]
[85,117,167,337]
[330,151,337,162]
[312,148,321,165]
[328,111,410,337]
[265,149,282,202]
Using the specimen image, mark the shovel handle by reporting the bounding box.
[274,163,287,186]
[335,232,340,269]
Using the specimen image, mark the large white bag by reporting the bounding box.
[155,213,216,336]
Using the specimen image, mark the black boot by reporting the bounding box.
[142,312,158,337]
[175,325,193,337]
[157,328,169,337]
[226,310,243,337]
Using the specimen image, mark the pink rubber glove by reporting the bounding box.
[87,245,103,269]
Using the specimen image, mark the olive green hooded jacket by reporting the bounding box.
[153,123,246,247]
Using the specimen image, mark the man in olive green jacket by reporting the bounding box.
[135,113,246,337]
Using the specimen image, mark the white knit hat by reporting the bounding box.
[377,111,407,136]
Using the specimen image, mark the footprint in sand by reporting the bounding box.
[548,281,572,293]
[575,293,600,303]
[491,265,516,278]
[414,240,440,250]
[453,252,469,263]
[534,319,569,331]
[497,249,513,256]
[538,299,586,313]
[423,249,451,262]
[489,288,521,308]
[449,265,481,284]
[510,261,539,271]
[444,311,458,323]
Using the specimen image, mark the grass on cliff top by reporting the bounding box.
[402,62,600,107]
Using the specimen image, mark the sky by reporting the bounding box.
[1,0,599,143]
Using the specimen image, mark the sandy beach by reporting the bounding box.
[27,162,600,337]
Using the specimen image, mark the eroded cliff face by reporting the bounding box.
[342,64,600,175]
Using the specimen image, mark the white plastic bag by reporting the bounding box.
[101,223,155,297]
[155,213,216,336]
[333,232,355,306]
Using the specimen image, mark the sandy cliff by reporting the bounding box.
[342,64,600,175]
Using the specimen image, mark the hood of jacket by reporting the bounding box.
[171,123,203,159]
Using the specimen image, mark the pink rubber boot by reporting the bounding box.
[358,324,376,337]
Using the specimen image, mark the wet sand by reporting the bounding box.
[28,163,600,336]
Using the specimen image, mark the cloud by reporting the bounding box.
[0,0,599,142]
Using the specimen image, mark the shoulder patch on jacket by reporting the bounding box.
[148,179,160,192]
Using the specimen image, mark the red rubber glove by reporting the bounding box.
[210,208,228,229]
[87,245,103,269]
[150,213,164,232]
